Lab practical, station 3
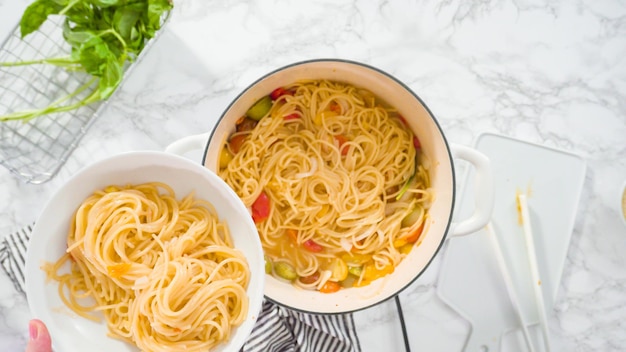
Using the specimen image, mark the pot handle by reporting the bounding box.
[448,144,494,237]
[165,132,210,157]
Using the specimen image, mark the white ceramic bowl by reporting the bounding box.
[171,59,494,314]
[25,151,265,352]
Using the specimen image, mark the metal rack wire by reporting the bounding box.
[0,14,168,184]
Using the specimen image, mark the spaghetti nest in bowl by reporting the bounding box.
[219,80,432,293]
[44,182,250,352]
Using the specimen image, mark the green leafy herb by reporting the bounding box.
[1,0,173,122]
[20,0,62,38]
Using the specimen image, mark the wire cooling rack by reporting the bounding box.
[0,14,168,184]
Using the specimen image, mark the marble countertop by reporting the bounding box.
[1,0,625,351]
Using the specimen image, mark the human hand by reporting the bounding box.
[25,319,52,352]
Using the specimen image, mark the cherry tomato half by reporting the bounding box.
[251,191,270,223]
[303,239,323,252]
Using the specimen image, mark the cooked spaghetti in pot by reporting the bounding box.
[44,182,250,352]
[219,80,431,293]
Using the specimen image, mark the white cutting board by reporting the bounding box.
[437,133,586,352]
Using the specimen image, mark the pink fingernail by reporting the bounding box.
[29,321,39,340]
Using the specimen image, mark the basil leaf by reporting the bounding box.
[113,3,144,41]
[146,0,172,32]
[19,0,62,38]
[63,22,101,48]
[128,26,144,53]
[63,3,95,27]
[78,39,110,75]
[99,54,123,99]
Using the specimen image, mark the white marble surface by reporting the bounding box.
[1,0,625,351]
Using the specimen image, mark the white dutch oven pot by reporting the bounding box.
[167,59,494,314]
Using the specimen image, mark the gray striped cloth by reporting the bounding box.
[0,224,361,352]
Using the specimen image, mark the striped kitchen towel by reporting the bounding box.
[0,224,361,352]
[0,223,30,294]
